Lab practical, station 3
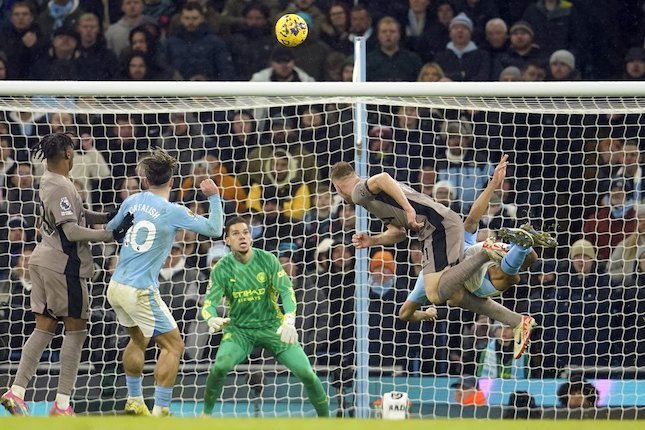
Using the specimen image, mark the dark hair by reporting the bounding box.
[225,216,248,236]
[242,2,270,18]
[129,25,154,50]
[557,380,598,407]
[182,1,204,15]
[31,132,75,161]
[137,147,178,186]
[125,50,149,79]
[330,161,356,181]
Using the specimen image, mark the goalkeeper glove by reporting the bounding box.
[207,317,230,333]
[276,313,298,344]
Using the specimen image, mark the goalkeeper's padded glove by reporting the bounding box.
[276,313,298,344]
[112,212,134,242]
[207,317,230,334]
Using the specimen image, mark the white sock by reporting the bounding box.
[129,396,145,403]
[152,405,167,416]
[10,385,26,400]
[55,394,70,409]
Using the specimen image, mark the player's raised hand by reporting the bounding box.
[199,179,220,197]
[207,317,230,333]
[352,232,373,249]
[492,154,509,187]
[406,209,423,231]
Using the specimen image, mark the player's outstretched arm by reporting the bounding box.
[175,179,224,238]
[201,267,229,332]
[464,154,508,233]
[353,224,407,248]
[272,255,299,344]
[63,212,133,243]
[366,172,423,230]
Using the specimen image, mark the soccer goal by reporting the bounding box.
[0,80,644,418]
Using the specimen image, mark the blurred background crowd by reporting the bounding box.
[0,0,644,392]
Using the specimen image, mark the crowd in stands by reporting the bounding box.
[0,0,644,388]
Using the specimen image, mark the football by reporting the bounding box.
[275,13,308,47]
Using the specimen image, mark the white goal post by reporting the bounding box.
[0,80,644,418]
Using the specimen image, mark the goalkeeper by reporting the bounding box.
[201,216,329,417]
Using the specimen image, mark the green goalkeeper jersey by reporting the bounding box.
[201,248,297,329]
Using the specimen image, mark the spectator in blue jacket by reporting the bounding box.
[166,2,234,80]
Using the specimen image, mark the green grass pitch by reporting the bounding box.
[1,418,643,430]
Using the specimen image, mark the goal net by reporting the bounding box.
[0,82,644,418]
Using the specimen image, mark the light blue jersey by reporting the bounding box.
[407,229,480,305]
[107,192,223,289]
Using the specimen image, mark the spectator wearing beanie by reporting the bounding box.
[434,12,491,81]
[548,49,579,80]
[494,21,541,78]
[499,65,521,81]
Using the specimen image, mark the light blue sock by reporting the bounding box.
[126,375,143,398]
[501,244,532,275]
[154,385,173,408]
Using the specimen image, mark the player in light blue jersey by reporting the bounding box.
[106,149,223,417]
[397,156,555,359]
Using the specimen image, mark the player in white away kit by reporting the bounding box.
[106,149,223,416]
[399,156,556,358]
[331,156,544,359]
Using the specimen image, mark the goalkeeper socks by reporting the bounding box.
[14,328,54,389]
[501,245,532,276]
[9,385,26,400]
[58,330,87,397]
[55,394,70,409]
[436,251,489,303]
[153,385,173,409]
[126,375,144,399]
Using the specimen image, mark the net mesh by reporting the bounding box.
[0,93,644,418]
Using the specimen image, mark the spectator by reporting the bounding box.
[276,0,326,40]
[0,51,6,80]
[557,378,598,409]
[417,164,437,196]
[495,21,541,78]
[215,110,259,174]
[320,2,352,55]
[435,119,494,212]
[281,11,331,81]
[246,148,311,220]
[503,391,540,419]
[158,243,206,361]
[478,193,516,230]
[520,59,546,81]
[522,0,580,59]
[451,377,486,406]
[434,13,491,81]
[168,0,225,35]
[417,62,445,82]
[555,239,611,368]
[432,180,462,214]
[6,162,38,228]
[142,0,175,25]
[366,16,422,82]
[499,65,521,81]
[548,49,579,81]
[105,0,154,57]
[250,45,315,83]
[204,153,247,214]
[348,4,377,52]
[303,183,334,249]
[125,25,175,80]
[121,50,150,80]
[38,0,85,35]
[166,2,234,80]
[403,0,434,62]
[0,1,46,78]
[0,135,16,200]
[453,0,499,45]
[608,205,645,286]
[28,26,82,80]
[482,18,508,59]
[251,192,305,253]
[623,47,645,80]
[421,0,454,58]
[583,179,637,262]
[69,130,111,202]
[160,112,206,177]
[477,324,528,379]
[76,12,118,80]
[227,3,274,81]
[612,140,643,203]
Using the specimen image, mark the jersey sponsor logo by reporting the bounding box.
[256,272,266,283]
[232,288,266,302]
[60,196,73,216]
